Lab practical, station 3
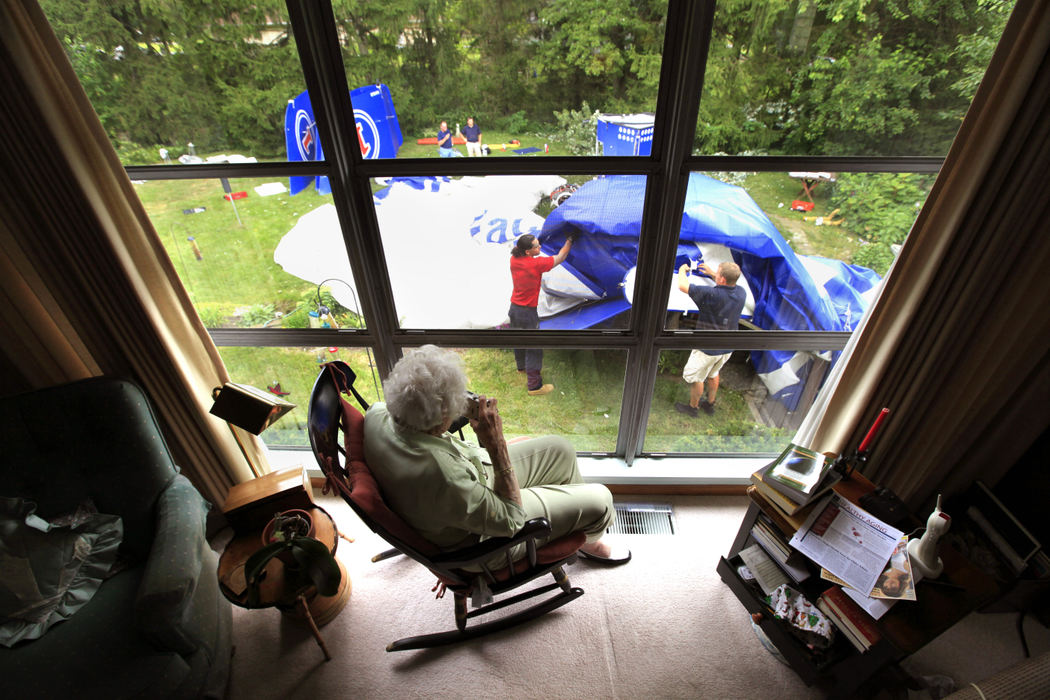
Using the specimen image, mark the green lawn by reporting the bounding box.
[137,146,865,450]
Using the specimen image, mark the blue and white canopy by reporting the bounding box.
[538,173,882,408]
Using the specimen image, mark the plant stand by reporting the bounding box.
[218,504,351,662]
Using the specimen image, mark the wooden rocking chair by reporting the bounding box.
[307,360,585,651]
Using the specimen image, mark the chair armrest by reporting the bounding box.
[429,517,552,569]
[134,473,210,656]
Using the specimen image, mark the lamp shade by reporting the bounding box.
[210,383,295,435]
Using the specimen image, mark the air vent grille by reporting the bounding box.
[607,503,675,535]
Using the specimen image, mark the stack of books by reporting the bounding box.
[750,443,841,516]
[750,515,810,583]
[816,586,883,652]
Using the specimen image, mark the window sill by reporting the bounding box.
[265,448,763,486]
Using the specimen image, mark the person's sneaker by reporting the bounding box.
[675,402,699,418]
[528,384,554,396]
[699,399,716,415]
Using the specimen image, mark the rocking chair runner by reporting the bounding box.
[307,361,586,652]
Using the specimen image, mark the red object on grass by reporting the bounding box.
[416,136,467,145]
[790,200,815,212]
[224,191,247,201]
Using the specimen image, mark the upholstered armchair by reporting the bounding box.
[0,377,232,698]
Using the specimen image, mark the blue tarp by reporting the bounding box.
[539,173,881,409]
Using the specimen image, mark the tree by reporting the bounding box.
[529,0,664,119]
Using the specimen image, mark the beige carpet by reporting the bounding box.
[222,495,1050,699]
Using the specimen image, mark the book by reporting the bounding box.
[751,522,810,583]
[751,468,812,516]
[819,586,882,651]
[764,443,834,501]
[816,598,865,651]
[738,543,789,595]
[753,515,791,559]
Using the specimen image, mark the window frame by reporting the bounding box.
[122,0,945,466]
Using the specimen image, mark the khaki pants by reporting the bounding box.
[482,436,613,568]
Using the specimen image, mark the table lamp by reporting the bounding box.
[210,382,295,476]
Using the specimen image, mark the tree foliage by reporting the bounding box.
[39,0,1013,160]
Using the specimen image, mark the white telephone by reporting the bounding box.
[908,494,951,578]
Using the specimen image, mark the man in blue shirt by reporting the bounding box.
[674,260,746,417]
[437,120,462,157]
[462,116,483,157]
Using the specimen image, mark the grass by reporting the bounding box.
[395,129,579,159]
[136,144,867,451]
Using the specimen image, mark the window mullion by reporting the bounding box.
[286,0,399,378]
[617,0,717,462]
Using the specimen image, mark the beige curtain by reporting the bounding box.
[0,0,270,504]
[803,0,1050,508]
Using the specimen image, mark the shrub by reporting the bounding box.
[279,304,311,328]
[195,302,234,329]
[240,303,276,327]
[852,241,896,275]
[552,102,599,156]
[501,110,531,134]
[830,173,930,249]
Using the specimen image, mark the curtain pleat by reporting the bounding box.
[0,0,269,504]
[802,0,1050,508]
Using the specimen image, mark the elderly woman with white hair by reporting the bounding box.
[362,344,629,566]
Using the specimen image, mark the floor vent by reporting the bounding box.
[607,503,675,535]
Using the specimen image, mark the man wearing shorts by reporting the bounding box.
[675,260,746,417]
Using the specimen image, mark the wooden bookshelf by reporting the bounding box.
[720,471,1001,697]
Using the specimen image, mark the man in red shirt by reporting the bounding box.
[508,233,573,395]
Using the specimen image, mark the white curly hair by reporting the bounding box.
[384,345,471,433]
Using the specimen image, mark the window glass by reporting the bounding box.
[39,1,308,166]
[340,1,668,159]
[696,0,1015,156]
[374,175,639,330]
[663,170,934,332]
[445,348,624,453]
[136,177,364,329]
[217,346,384,448]
[643,347,837,454]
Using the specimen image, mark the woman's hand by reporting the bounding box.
[469,394,504,452]
[469,394,519,504]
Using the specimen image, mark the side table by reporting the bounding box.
[218,504,351,660]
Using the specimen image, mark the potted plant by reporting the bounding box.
[261,509,315,561]
[244,510,342,608]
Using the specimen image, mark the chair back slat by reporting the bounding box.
[309,362,439,559]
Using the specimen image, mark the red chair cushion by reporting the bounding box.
[337,396,440,557]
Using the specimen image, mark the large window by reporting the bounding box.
[41,0,1014,468]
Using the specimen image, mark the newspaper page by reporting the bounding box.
[820,536,917,601]
[789,493,903,596]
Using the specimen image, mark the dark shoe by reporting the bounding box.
[675,402,699,418]
[699,399,716,415]
[578,545,632,566]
